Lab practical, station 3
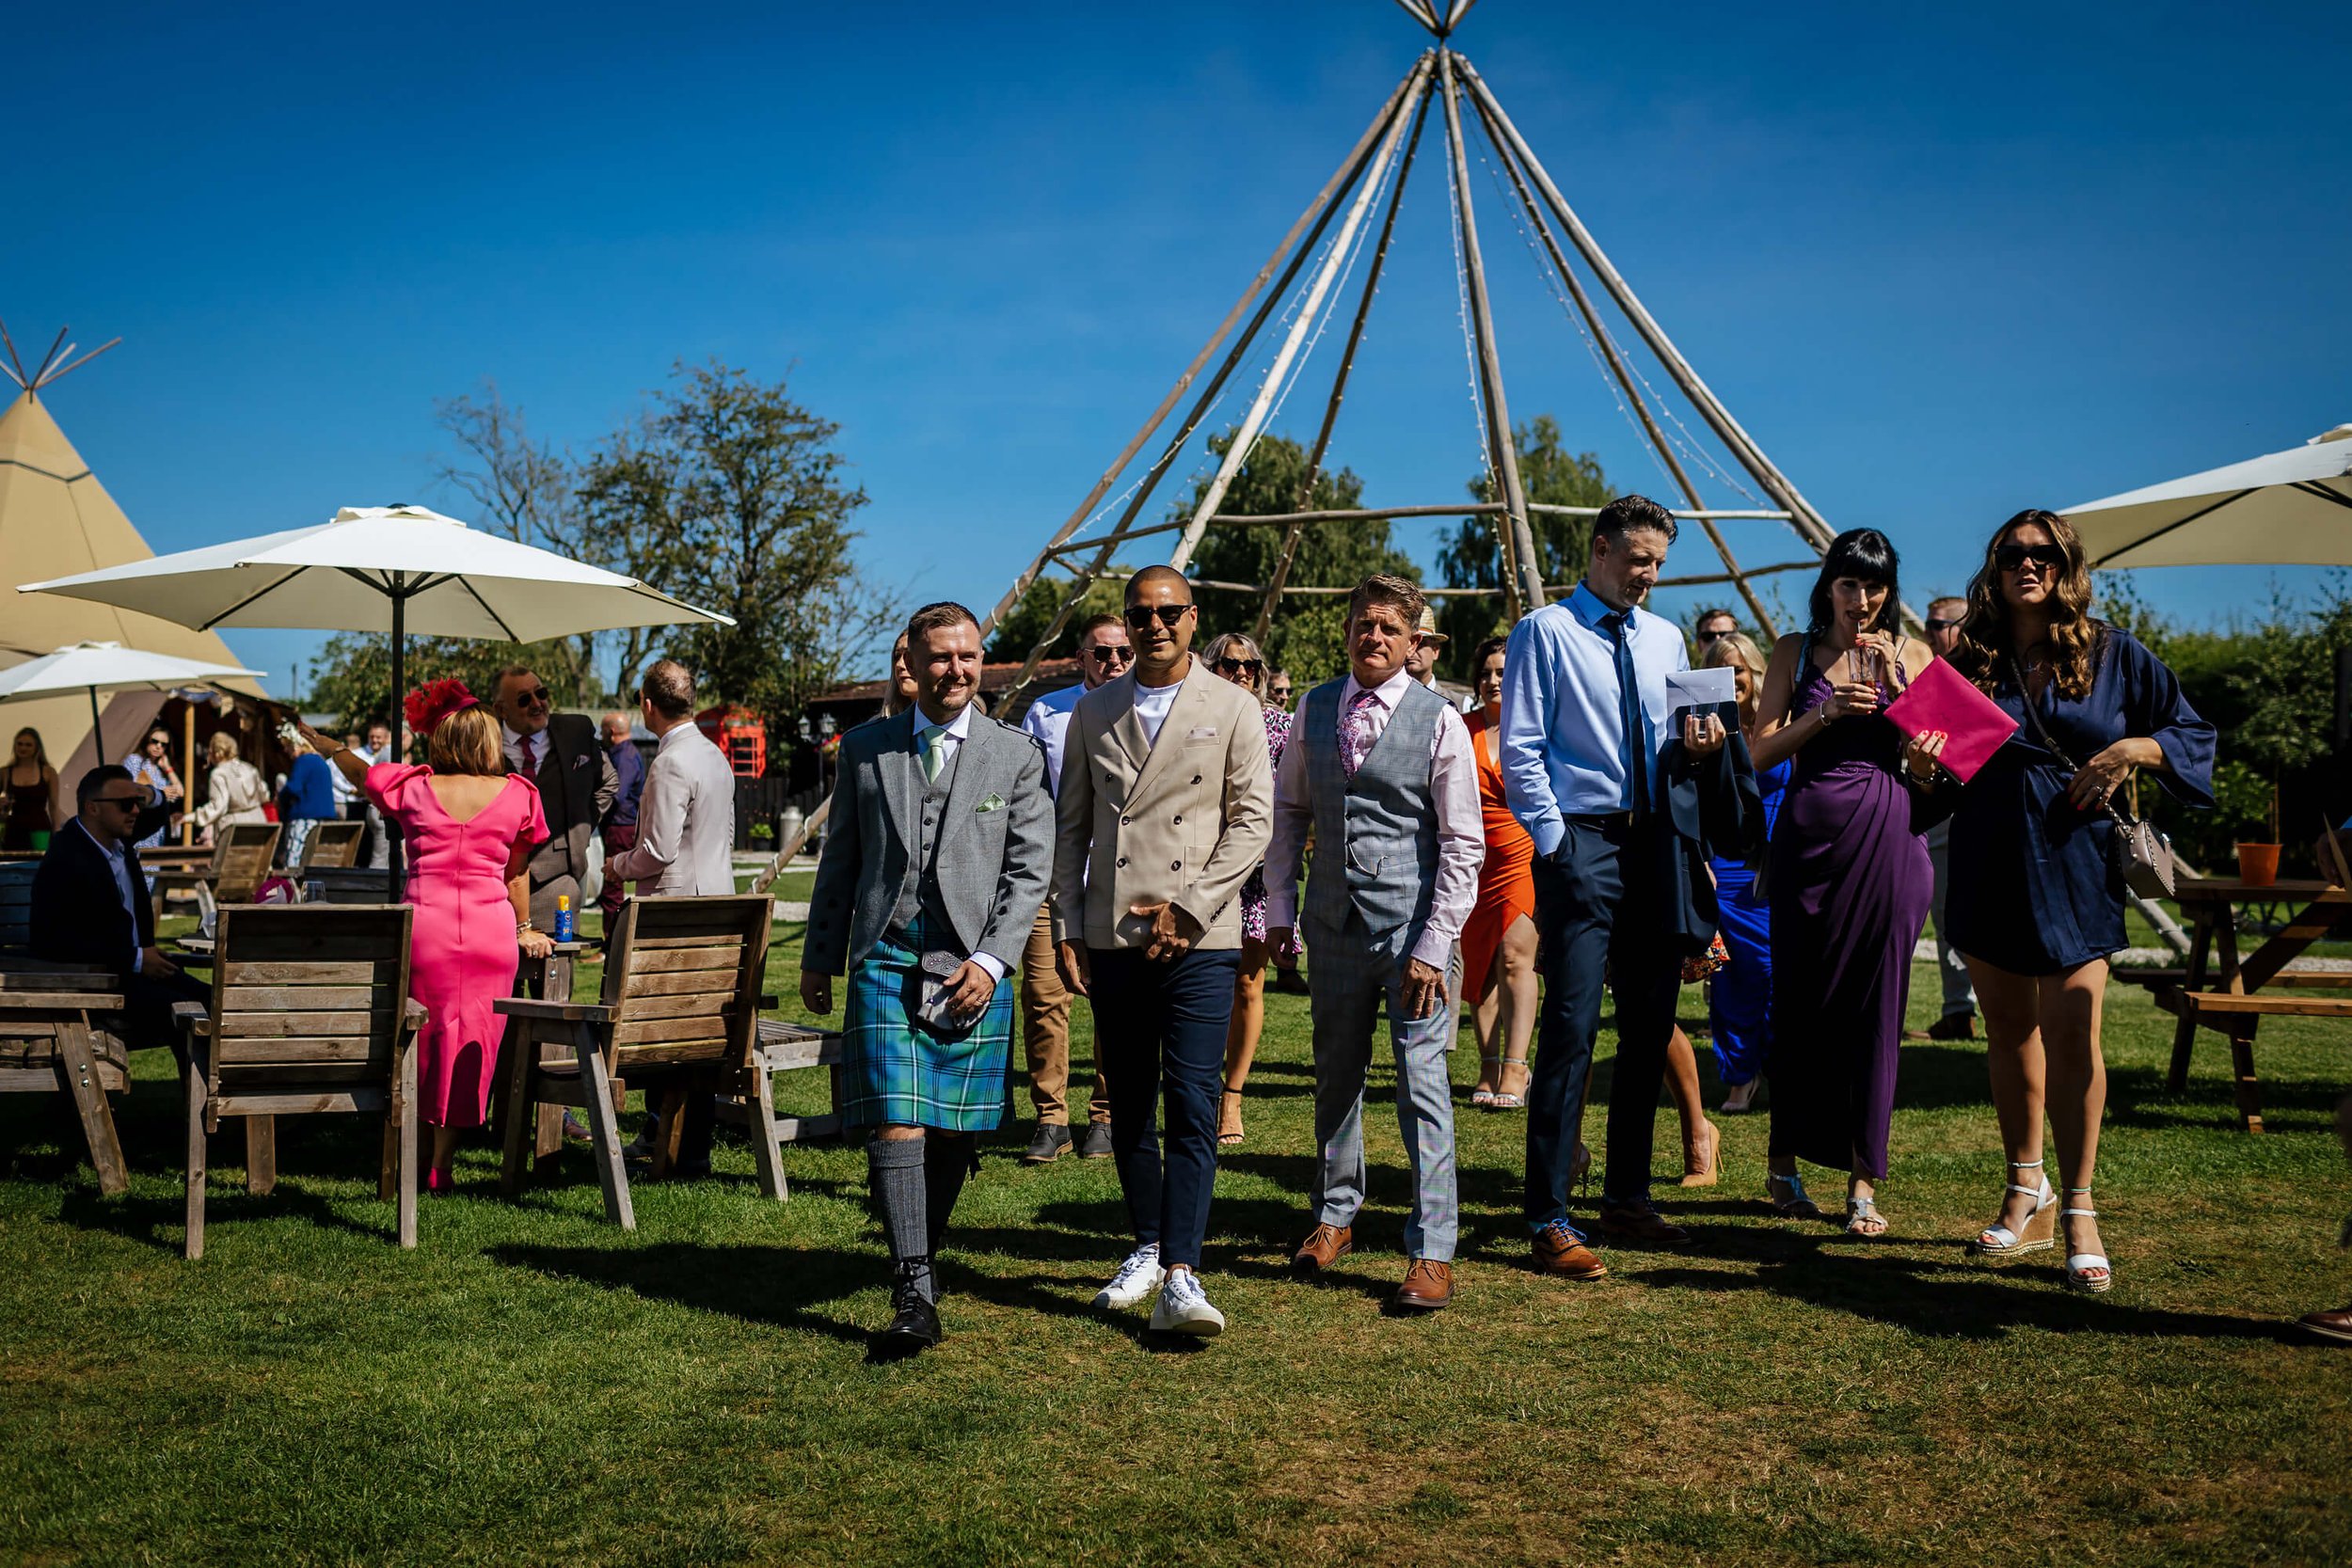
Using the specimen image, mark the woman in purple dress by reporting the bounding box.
[1751,530,1944,1236]
[1202,632,1291,1147]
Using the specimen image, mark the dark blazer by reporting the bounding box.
[515,712,618,887]
[1653,703,1764,958]
[31,810,169,978]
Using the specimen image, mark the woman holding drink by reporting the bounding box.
[1750,529,1945,1235]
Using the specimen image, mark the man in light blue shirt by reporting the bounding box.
[1500,494,1726,1276]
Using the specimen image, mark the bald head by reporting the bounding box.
[1126,564,1193,605]
[1123,565,1199,686]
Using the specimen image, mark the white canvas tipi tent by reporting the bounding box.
[0,325,265,784]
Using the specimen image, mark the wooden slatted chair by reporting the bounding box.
[151,821,280,927]
[174,905,424,1259]
[0,862,35,958]
[496,895,773,1229]
[0,970,130,1195]
[714,1019,845,1200]
[294,819,366,878]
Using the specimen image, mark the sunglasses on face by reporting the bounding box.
[96,793,145,812]
[512,686,552,706]
[1695,627,1731,644]
[1084,643,1135,665]
[1994,544,2065,573]
[1124,603,1193,629]
[1924,616,1963,632]
[1215,657,1263,677]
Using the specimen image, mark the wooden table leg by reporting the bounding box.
[2167,906,2215,1091]
[2227,1018,2266,1133]
[571,1022,634,1230]
[54,1019,128,1197]
[245,1116,277,1196]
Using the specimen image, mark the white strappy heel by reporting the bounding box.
[2061,1187,2112,1293]
[1968,1160,2057,1258]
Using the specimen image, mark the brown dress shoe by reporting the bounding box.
[2297,1305,2352,1344]
[1927,1011,1979,1041]
[1531,1221,1608,1280]
[1293,1222,1353,1276]
[1597,1199,1692,1245]
[1392,1259,1454,1311]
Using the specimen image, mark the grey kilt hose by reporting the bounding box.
[840,911,1016,1132]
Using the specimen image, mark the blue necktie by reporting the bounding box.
[1604,610,1647,816]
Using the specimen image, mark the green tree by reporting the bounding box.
[985,574,1129,663]
[1434,415,1613,676]
[1184,430,1418,683]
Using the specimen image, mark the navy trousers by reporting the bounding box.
[1089,944,1238,1272]
[1525,816,1683,1227]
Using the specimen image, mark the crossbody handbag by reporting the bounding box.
[2010,656,2176,899]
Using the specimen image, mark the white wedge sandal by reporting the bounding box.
[2061,1187,2112,1293]
[1968,1159,2057,1259]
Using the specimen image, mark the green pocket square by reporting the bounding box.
[975,794,1007,813]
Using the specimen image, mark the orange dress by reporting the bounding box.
[1461,711,1535,1002]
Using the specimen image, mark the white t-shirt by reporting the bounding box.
[1132,672,1184,748]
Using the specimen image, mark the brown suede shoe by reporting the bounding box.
[1392,1259,1454,1311]
[1531,1220,1608,1280]
[1292,1222,1353,1277]
[1597,1199,1692,1245]
[2297,1305,2352,1344]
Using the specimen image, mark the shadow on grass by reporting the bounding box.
[486,1240,872,1346]
[55,1179,409,1256]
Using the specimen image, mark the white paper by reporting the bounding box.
[1665,667,1738,712]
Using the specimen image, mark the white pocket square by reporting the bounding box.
[1187,726,1218,739]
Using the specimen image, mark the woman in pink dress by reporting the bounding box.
[300,680,551,1190]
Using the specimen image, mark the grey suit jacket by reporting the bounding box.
[803,706,1054,977]
[1051,666,1273,951]
[606,723,737,896]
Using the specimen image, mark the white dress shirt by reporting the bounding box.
[604,721,738,897]
[75,819,144,973]
[1499,581,1691,858]
[1264,668,1485,968]
[501,722,548,776]
[905,703,1006,983]
[1019,682,1086,795]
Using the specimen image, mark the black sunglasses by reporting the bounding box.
[1215,657,1263,676]
[1084,643,1135,664]
[1994,544,2065,573]
[1124,603,1194,629]
[1924,616,1963,632]
[1695,627,1731,644]
[95,793,145,811]
[512,685,552,705]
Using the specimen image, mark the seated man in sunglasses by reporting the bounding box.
[491,665,619,936]
[31,765,204,1050]
[1011,611,1133,1164]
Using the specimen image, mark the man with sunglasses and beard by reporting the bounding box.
[1055,567,1272,1336]
[1013,612,1132,1164]
[492,666,619,936]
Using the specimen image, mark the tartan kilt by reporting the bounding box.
[840,913,1014,1132]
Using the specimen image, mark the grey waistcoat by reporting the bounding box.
[888,741,963,936]
[1301,678,1446,942]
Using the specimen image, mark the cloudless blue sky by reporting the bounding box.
[13,1,2348,691]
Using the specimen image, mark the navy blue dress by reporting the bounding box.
[1947,627,2215,975]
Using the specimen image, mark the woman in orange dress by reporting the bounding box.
[1463,637,1538,1109]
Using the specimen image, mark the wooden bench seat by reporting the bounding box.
[0,972,129,1195]
[2152,987,2352,1132]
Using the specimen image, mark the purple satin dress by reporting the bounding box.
[1765,662,1933,1181]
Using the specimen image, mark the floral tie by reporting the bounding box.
[1341,688,1381,779]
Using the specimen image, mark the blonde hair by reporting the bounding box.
[207,731,241,764]
[428,705,503,777]
[1702,631,1769,725]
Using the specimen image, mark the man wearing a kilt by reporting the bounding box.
[803,601,1054,1355]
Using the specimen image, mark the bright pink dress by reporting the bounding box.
[366,764,548,1127]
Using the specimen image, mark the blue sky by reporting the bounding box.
[13,1,2347,691]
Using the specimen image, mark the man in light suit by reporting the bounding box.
[493,665,619,931]
[606,660,736,897]
[802,601,1053,1356]
[1054,565,1272,1338]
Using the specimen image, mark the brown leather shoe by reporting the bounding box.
[1292,1222,1353,1277]
[1597,1199,1691,1245]
[2297,1305,2352,1344]
[1927,1011,1978,1041]
[1531,1220,1607,1280]
[1392,1259,1454,1311]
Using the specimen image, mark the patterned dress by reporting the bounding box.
[1238,705,1294,942]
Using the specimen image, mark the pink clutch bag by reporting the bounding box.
[1883,658,2020,784]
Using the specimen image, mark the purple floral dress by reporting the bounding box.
[1240,705,1293,942]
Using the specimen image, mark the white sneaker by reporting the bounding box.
[1093,1243,1166,1310]
[1148,1268,1226,1337]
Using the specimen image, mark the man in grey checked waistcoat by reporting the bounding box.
[1266,574,1485,1312]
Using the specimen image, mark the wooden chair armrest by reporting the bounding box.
[493,998,616,1023]
[174,1001,212,1037]
[403,998,430,1026]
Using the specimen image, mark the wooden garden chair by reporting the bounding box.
[151,821,280,927]
[293,819,366,879]
[0,970,130,1196]
[173,904,424,1259]
[496,895,773,1229]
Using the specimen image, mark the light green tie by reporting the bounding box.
[919,724,946,784]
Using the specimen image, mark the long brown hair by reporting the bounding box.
[1952,509,2104,699]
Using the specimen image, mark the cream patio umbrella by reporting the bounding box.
[19,504,732,881]
[2064,425,2352,567]
[0,641,263,763]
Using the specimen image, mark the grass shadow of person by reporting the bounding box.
[486,1239,873,1346]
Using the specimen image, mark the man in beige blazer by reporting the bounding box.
[1053,565,1272,1338]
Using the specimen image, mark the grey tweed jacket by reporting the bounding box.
[803,706,1054,976]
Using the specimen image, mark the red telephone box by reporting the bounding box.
[695,706,767,777]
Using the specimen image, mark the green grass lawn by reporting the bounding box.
[4,918,2348,1567]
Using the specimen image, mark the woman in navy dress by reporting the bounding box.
[1947,510,2213,1292]
[1700,631,1786,1116]
[1751,530,1942,1236]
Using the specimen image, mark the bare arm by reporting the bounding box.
[294,721,371,788]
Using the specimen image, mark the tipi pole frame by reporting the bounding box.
[1464,76,1777,638]
[1255,85,1435,640]
[1438,49,1545,618]
[1053,500,1791,554]
[1457,58,1836,553]
[1166,56,1432,575]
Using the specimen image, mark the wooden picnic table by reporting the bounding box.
[2151,877,2352,1132]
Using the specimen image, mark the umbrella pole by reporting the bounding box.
[87,686,104,767]
[183,702,197,847]
[388,590,405,896]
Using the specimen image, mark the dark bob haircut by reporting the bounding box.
[1806,528,1903,637]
